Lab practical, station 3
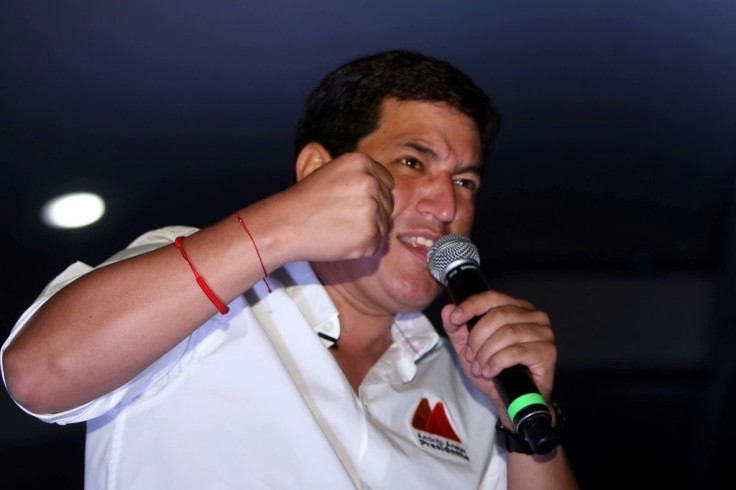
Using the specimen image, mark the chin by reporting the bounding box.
[383,276,442,313]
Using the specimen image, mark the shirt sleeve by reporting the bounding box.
[1,225,200,425]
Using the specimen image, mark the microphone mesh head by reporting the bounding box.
[427,234,480,284]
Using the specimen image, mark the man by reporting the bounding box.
[2,50,577,488]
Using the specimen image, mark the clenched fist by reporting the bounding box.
[265,148,395,264]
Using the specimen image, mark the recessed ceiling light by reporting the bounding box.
[41,192,106,229]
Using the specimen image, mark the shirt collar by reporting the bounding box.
[389,313,441,383]
[270,262,441,371]
[273,261,341,348]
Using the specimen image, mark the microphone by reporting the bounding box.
[427,234,558,455]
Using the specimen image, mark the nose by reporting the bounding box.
[416,174,457,223]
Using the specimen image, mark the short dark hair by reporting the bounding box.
[294,50,500,160]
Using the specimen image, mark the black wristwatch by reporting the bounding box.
[495,402,565,455]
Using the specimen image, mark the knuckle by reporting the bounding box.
[486,353,506,374]
[485,290,505,302]
[356,223,377,244]
[358,202,380,223]
[355,153,375,170]
[549,344,559,363]
[356,174,379,195]
[535,310,550,325]
[354,221,382,250]
[345,151,367,162]
[543,324,555,343]
[509,343,527,359]
[500,322,521,341]
[519,298,536,310]
[484,307,507,325]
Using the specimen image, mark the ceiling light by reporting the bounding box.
[41,192,106,229]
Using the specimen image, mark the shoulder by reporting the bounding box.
[100,225,200,266]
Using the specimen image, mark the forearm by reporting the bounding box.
[3,199,293,415]
[3,152,393,415]
[507,447,579,490]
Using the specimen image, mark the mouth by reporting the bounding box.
[397,235,436,258]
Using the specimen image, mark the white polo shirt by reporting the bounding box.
[1,227,507,489]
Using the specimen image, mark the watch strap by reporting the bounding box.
[495,402,565,455]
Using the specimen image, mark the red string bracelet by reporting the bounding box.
[235,212,272,293]
[174,236,229,315]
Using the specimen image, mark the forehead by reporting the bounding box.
[364,98,482,164]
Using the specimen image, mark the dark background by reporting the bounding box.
[2,1,735,488]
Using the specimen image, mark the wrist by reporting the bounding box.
[233,196,292,273]
[495,401,565,456]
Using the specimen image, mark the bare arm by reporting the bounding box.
[3,152,394,414]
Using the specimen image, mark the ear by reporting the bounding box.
[295,142,332,182]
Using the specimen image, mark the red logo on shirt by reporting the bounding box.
[411,397,461,442]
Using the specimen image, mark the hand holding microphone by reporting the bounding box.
[428,234,560,455]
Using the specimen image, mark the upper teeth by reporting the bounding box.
[415,237,435,248]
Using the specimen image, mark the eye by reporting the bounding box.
[399,156,422,169]
[454,178,479,193]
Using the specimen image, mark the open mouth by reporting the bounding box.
[397,235,436,257]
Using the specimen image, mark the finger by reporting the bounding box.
[374,197,392,240]
[477,340,558,384]
[467,305,551,367]
[375,178,394,219]
[369,159,395,190]
[440,303,471,356]
[449,290,535,326]
[471,320,554,370]
[467,304,550,342]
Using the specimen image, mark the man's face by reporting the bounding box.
[317,98,483,314]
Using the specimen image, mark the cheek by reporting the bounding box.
[388,179,415,217]
[451,200,475,234]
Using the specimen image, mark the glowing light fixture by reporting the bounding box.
[41,192,106,229]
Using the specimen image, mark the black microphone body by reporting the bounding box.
[428,235,558,455]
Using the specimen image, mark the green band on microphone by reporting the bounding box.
[507,393,547,422]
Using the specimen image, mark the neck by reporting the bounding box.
[316,273,396,393]
[322,281,394,349]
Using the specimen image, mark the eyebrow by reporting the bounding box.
[403,140,483,175]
